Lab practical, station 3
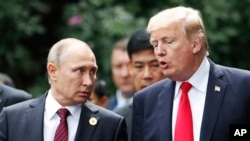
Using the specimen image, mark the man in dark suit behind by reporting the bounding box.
[132,6,250,141]
[107,38,135,110]
[0,84,32,112]
[0,38,128,141]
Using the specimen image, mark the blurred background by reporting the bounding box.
[0,0,250,97]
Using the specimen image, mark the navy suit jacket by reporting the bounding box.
[0,84,32,112]
[0,93,128,141]
[131,60,250,141]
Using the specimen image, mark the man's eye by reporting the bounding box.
[164,39,174,44]
[114,64,122,69]
[90,69,96,75]
[76,68,83,73]
[152,43,158,48]
[151,41,158,48]
[152,63,159,68]
[134,65,143,69]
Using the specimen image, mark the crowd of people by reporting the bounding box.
[1,5,250,141]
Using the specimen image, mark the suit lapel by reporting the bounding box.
[75,101,99,141]
[26,94,46,141]
[200,62,227,141]
[158,80,175,141]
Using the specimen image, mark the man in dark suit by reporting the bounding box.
[0,38,128,141]
[0,84,32,112]
[132,6,250,141]
[114,29,165,141]
[107,38,135,110]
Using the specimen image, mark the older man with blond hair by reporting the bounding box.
[132,6,250,141]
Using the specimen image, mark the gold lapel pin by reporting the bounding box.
[89,117,98,126]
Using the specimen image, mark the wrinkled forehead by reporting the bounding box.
[66,44,96,60]
[61,41,97,65]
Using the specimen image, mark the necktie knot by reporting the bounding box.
[181,82,192,93]
[57,108,69,120]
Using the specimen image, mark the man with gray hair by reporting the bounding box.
[0,38,128,141]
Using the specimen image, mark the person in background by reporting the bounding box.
[106,38,135,110]
[0,72,15,87]
[0,84,32,112]
[0,72,32,112]
[131,6,250,141]
[114,29,165,141]
[0,38,128,141]
[89,78,108,108]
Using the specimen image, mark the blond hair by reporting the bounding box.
[147,6,209,55]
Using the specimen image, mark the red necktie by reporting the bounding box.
[54,108,70,141]
[175,82,193,141]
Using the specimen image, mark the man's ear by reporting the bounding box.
[192,37,202,54]
[47,63,57,81]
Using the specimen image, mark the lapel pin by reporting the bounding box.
[214,86,221,92]
[89,117,98,126]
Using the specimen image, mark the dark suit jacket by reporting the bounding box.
[0,84,32,112]
[131,60,250,141]
[0,93,128,141]
[114,103,132,141]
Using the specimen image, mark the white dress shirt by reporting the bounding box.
[44,90,82,141]
[172,57,210,141]
[115,89,133,109]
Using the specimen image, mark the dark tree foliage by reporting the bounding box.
[0,0,249,97]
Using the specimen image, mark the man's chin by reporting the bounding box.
[75,97,88,104]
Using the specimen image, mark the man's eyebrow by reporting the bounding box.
[133,61,143,64]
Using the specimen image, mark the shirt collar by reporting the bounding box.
[175,57,210,96]
[116,90,133,104]
[45,90,82,121]
[190,57,210,93]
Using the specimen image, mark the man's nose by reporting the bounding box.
[154,43,166,57]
